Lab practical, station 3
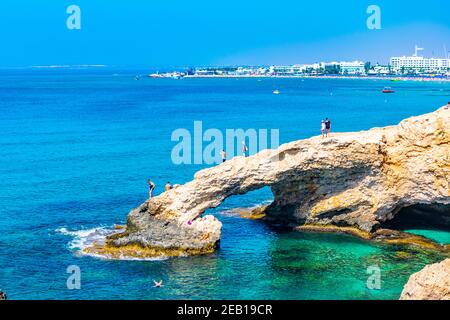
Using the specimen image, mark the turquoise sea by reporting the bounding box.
[0,68,449,300]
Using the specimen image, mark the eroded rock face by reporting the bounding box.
[400,259,450,300]
[106,106,449,257]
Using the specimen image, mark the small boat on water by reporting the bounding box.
[273,89,280,95]
[382,87,395,93]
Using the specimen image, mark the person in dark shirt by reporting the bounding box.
[325,118,331,137]
[0,290,7,300]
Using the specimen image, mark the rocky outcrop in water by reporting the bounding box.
[400,259,450,300]
[96,106,449,258]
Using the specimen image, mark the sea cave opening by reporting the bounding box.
[382,203,450,232]
[208,186,275,219]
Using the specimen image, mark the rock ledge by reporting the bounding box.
[400,259,450,300]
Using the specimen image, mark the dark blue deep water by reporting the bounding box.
[0,68,449,299]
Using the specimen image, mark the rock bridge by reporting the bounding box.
[97,106,449,258]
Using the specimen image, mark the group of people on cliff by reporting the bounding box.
[220,141,249,163]
[147,118,333,200]
[146,141,249,201]
[148,180,172,199]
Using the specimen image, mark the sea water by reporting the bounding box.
[0,68,448,299]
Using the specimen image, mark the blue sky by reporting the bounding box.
[0,0,449,67]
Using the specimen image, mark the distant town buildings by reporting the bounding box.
[390,57,450,73]
[149,46,450,78]
[269,65,309,76]
[367,65,390,76]
[390,45,450,74]
[342,61,367,74]
[266,61,365,76]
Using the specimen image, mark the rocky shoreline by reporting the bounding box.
[85,202,221,259]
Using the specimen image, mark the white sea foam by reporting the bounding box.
[56,226,168,261]
[56,226,112,250]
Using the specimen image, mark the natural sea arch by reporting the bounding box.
[101,107,449,257]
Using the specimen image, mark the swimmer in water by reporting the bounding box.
[153,280,163,288]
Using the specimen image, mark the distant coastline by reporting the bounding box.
[179,74,450,82]
[149,51,450,81]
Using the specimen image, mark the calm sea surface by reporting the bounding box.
[0,68,449,299]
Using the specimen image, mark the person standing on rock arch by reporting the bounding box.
[325,118,331,137]
[321,120,326,138]
[242,141,248,157]
[148,179,156,199]
[220,149,227,162]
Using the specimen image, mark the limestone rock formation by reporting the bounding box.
[100,106,449,257]
[400,259,450,300]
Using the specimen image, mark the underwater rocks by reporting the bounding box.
[102,106,449,258]
[296,224,448,251]
[400,259,450,300]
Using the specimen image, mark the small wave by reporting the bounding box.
[32,65,71,69]
[56,226,168,261]
[56,226,113,251]
[31,64,107,69]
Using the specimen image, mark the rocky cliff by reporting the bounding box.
[400,259,450,300]
[92,106,449,258]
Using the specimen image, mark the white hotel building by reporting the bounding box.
[269,64,324,75]
[325,61,365,74]
[390,56,450,74]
